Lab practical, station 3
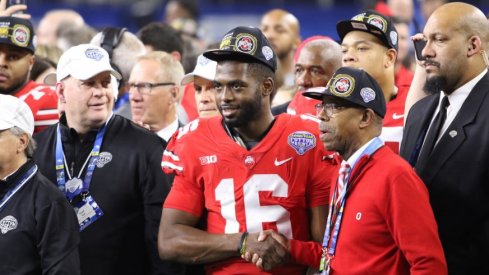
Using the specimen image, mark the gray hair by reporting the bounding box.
[9,126,36,158]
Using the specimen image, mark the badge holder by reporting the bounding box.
[75,194,104,231]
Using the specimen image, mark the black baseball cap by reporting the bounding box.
[303,67,386,118]
[336,10,398,51]
[0,16,35,53]
[204,26,277,72]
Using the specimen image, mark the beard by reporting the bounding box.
[424,75,448,95]
[222,90,262,128]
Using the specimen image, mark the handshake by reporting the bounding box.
[239,230,290,271]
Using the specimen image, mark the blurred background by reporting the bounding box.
[27,0,489,45]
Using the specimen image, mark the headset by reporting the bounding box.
[100,27,127,86]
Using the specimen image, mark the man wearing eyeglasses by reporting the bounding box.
[301,66,446,274]
[33,44,184,275]
[128,51,184,141]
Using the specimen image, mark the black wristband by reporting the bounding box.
[237,232,248,254]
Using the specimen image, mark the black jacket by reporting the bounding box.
[0,160,80,275]
[34,115,184,275]
[400,72,489,274]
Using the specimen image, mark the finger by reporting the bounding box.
[0,0,6,10]
[243,251,252,261]
[256,258,264,269]
[251,253,260,264]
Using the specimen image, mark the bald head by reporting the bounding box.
[423,2,489,94]
[260,9,301,59]
[37,10,85,46]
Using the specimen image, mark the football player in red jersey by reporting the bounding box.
[338,10,407,153]
[0,12,58,133]
[159,26,338,274]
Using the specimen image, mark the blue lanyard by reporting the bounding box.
[320,137,384,274]
[55,123,107,200]
[0,164,37,213]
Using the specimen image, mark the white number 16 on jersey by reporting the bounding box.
[215,174,293,239]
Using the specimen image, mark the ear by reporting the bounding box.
[384,48,397,68]
[358,108,375,129]
[170,51,182,62]
[28,54,35,71]
[261,77,275,97]
[56,82,66,103]
[467,35,482,57]
[170,85,181,103]
[16,133,29,154]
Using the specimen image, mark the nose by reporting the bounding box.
[296,70,312,89]
[342,49,356,65]
[422,41,433,59]
[199,88,214,103]
[129,87,143,102]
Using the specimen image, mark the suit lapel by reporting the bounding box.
[419,73,489,183]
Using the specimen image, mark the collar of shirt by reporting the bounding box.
[345,137,379,167]
[156,117,179,142]
[439,68,487,136]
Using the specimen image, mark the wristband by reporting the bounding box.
[238,232,249,255]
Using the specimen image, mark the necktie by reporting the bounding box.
[415,96,450,169]
[335,161,351,206]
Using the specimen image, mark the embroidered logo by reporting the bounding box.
[360,87,376,103]
[85,48,104,61]
[367,15,388,32]
[288,131,316,155]
[235,33,257,55]
[262,46,274,61]
[330,74,355,97]
[11,24,30,47]
[96,152,112,168]
[0,215,18,234]
[200,155,217,165]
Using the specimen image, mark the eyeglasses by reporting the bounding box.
[315,103,348,117]
[128,82,175,95]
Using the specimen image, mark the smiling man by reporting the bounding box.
[33,44,183,275]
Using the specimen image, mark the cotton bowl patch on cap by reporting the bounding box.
[0,16,35,53]
[181,54,217,85]
[0,94,34,135]
[336,10,398,51]
[303,66,386,118]
[44,44,122,85]
[203,26,277,72]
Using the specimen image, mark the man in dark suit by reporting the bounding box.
[400,3,489,274]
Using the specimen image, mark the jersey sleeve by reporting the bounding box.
[161,124,205,218]
[18,84,59,133]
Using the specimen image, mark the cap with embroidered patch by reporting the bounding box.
[204,26,277,72]
[337,10,398,51]
[303,67,386,118]
[0,16,35,53]
[181,54,217,85]
[0,94,34,135]
[44,44,122,85]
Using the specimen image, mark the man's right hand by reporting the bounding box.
[0,0,30,19]
[242,230,290,271]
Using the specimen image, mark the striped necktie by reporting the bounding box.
[335,161,351,206]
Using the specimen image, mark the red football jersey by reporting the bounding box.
[15,80,59,133]
[162,114,337,275]
[381,85,409,154]
[287,90,321,116]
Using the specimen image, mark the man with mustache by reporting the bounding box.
[400,2,489,274]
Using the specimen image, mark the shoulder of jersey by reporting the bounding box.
[173,117,215,142]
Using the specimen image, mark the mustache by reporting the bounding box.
[424,59,440,67]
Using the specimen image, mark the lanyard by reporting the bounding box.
[55,123,107,200]
[0,164,37,213]
[320,137,384,274]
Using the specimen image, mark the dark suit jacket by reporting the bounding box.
[400,72,489,274]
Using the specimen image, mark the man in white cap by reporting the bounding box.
[181,54,219,118]
[0,94,80,275]
[35,44,183,275]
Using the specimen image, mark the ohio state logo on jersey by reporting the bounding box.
[330,74,355,97]
[235,34,257,55]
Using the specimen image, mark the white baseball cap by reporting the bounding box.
[44,44,122,85]
[180,54,217,85]
[0,94,34,136]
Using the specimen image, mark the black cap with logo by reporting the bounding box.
[204,26,277,72]
[336,10,398,51]
[0,16,35,53]
[303,67,386,118]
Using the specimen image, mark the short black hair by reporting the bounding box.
[30,56,56,82]
[137,22,184,57]
[167,0,199,19]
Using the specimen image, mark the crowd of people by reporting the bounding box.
[1,0,489,274]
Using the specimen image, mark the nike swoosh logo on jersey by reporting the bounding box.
[274,157,293,166]
[392,113,404,120]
